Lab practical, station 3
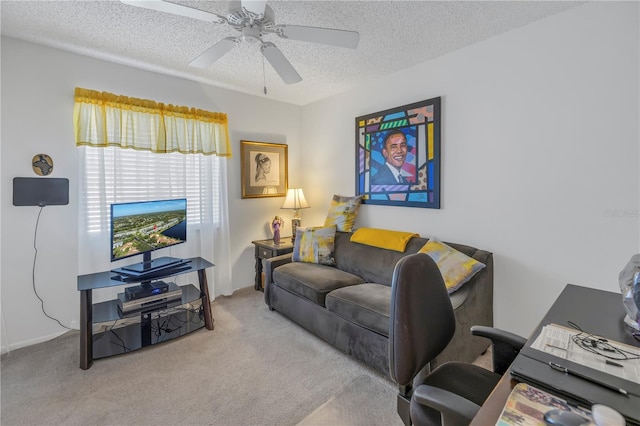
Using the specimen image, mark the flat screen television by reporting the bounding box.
[110,198,187,274]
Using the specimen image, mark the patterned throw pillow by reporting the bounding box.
[292,225,337,266]
[323,195,363,232]
[418,237,486,294]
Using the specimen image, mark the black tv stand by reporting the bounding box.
[77,257,214,370]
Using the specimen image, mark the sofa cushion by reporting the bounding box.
[323,194,362,232]
[333,232,430,286]
[418,237,486,294]
[326,284,391,337]
[292,225,336,266]
[273,262,365,307]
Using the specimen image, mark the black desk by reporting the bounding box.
[471,284,640,425]
[527,284,638,349]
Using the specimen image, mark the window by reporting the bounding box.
[74,88,232,298]
[80,146,221,234]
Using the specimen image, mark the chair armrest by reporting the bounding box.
[413,384,480,425]
[471,325,527,375]
[470,326,527,349]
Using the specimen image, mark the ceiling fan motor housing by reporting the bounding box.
[227,5,276,31]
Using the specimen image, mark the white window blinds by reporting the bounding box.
[80,146,220,234]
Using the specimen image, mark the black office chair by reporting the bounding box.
[389,253,526,426]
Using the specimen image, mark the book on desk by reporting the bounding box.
[497,382,594,426]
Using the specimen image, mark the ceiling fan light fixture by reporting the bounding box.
[241,26,262,44]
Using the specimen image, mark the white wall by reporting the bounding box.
[301,2,640,337]
[0,37,301,352]
[1,1,638,352]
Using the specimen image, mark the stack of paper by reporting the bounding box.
[529,323,640,382]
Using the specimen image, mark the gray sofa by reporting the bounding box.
[263,230,493,379]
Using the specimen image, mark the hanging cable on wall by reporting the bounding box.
[32,206,71,330]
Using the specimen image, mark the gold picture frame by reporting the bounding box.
[240,140,288,198]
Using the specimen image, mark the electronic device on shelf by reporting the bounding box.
[125,281,170,301]
[110,198,189,282]
[118,282,183,314]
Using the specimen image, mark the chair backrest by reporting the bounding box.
[388,253,456,386]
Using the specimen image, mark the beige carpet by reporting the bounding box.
[298,375,399,426]
[1,286,490,425]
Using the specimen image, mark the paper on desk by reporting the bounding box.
[530,323,640,383]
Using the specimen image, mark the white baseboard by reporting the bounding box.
[1,330,71,355]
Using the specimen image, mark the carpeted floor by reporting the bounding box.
[1,286,490,425]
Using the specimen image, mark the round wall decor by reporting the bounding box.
[32,154,54,176]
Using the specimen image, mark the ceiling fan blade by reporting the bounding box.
[120,1,226,24]
[276,25,359,49]
[190,38,238,68]
[241,0,267,17]
[261,42,302,85]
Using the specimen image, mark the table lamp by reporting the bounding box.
[281,188,310,243]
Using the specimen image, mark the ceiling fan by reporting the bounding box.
[120,0,360,85]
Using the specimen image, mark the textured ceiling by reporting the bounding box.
[1,1,581,105]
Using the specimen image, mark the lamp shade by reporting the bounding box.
[281,188,310,211]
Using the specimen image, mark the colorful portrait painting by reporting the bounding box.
[355,97,441,209]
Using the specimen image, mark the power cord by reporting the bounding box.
[568,321,640,361]
[32,206,71,330]
[106,319,132,353]
[150,306,203,343]
[108,329,132,352]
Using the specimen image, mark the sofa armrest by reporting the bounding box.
[263,253,293,306]
[471,249,492,265]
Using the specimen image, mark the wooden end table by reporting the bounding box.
[251,238,294,291]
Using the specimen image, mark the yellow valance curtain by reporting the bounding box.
[73,87,231,156]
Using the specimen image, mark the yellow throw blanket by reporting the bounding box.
[350,228,419,252]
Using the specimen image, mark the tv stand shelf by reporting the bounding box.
[77,257,214,370]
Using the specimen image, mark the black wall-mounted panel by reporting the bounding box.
[13,177,69,206]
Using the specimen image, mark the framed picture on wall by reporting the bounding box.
[240,140,288,198]
[355,97,441,208]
